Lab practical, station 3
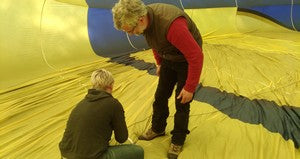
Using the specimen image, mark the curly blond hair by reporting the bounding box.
[112,0,147,30]
[91,69,114,90]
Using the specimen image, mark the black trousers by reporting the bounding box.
[152,59,192,145]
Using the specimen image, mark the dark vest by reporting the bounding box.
[143,3,202,62]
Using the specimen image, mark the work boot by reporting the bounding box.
[167,143,183,159]
[138,128,165,140]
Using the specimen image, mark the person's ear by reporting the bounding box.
[139,16,145,23]
[110,84,113,91]
[105,85,113,94]
[107,83,114,91]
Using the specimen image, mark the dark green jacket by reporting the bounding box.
[59,89,128,159]
[143,3,202,62]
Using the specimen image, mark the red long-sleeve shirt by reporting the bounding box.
[152,17,203,93]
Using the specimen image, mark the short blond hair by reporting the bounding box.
[91,69,114,90]
[112,0,147,30]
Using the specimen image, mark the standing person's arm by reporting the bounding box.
[152,49,162,76]
[167,17,204,103]
[112,100,128,143]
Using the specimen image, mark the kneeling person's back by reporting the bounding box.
[59,69,142,159]
[59,88,127,158]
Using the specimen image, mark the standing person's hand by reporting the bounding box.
[177,88,193,104]
[156,65,161,76]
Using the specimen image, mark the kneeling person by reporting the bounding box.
[59,69,144,159]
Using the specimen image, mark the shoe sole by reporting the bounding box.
[138,133,165,140]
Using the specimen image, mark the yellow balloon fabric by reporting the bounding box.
[0,0,299,159]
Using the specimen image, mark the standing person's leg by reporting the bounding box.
[152,63,177,133]
[172,83,191,145]
[168,62,191,159]
[100,144,144,159]
[139,61,177,140]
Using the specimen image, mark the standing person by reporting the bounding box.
[112,0,204,159]
[59,69,144,159]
